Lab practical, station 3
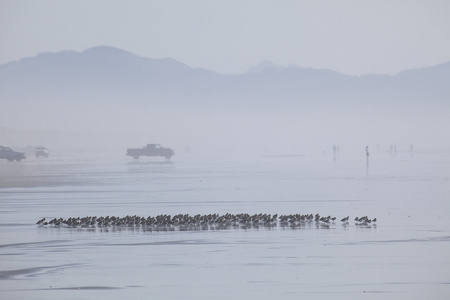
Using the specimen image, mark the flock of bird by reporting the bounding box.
[36,213,376,231]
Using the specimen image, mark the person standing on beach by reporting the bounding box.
[366,146,369,163]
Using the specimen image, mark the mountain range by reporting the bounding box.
[1,46,449,108]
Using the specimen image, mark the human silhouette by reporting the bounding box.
[366,146,369,165]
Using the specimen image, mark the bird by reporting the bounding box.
[340,216,349,222]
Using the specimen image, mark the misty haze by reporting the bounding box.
[1,46,449,158]
[1,2,450,299]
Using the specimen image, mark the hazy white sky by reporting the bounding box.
[1,0,450,75]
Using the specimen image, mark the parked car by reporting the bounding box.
[126,144,174,159]
[0,146,26,161]
[35,146,50,158]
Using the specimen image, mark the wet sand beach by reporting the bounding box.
[1,153,450,299]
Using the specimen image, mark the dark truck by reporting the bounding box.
[0,146,26,161]
[127,144,174,159]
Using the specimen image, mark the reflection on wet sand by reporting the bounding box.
[0,264,81,280]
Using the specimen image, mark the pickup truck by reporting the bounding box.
[0,146,26,161]
[127,144,174,159]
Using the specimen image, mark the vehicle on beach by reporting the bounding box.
[35,146,50,158]
[0,146,26,161]
[126,144,174,159]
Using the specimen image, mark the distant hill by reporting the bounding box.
[0,46,218,106]
[1,45,449,108]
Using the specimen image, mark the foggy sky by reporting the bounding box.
[1,0,450,75]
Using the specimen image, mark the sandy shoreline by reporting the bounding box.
[0,161,87,189]
[0,172,72,189]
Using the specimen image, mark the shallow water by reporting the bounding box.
[1,152,450,299]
